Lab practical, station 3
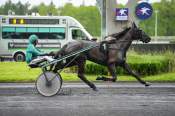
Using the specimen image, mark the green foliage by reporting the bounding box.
[85,52,175,75]
[2,0,16,14]
[60,3,101,36]
[47,1,59,15]
[85,63,107,75]
[34,2,59,16]
[29,6,38,13]
[1,0,175,36]
[37,3,48,15]
[0,0,58,16]
[15,1,29,15]
[139,0,175,36]
[0,1,101,36]
[0,0,30,15]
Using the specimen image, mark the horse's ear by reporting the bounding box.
[132,22,137,28]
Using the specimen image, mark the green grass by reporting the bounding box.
[0,62,41,82]
[0,62,175,82]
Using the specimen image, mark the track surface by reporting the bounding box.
[0,82,175,116]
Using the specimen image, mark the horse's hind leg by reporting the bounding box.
[122,62,151,86]
[77,60,98,91]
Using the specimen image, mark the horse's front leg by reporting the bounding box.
[122,62,151,86]
[77,59,98,91]
[96,63,117,82]
[107,63,117,82]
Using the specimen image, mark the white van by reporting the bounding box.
[0,15,93,61]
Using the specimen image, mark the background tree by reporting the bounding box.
[47,1,58,15]
[0,0,175,36]
[139,0,175,36]
[23,2,30,15]
[2,0,16,14]
[15,1,29,15]
[0,6,3,14]
[60,3,101,36]
[38,2,48,15]
[29,6,38,14]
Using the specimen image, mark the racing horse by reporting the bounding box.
[51,22,151,91]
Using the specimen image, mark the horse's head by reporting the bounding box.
[131,22,151,43]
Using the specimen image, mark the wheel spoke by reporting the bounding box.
[36,71,62,97]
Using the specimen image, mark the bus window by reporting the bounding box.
[36,33,65,40]
[2,27,65,40]
[48,33,65,39]
[72,29,88,40]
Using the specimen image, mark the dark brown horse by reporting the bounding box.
[51,22,151,91]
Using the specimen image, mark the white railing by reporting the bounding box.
[151,36,175,41]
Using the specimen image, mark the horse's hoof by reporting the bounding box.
[112,78,117,82]
[145,82,151,87]
[92,87,99,92]
[96,76,105,81]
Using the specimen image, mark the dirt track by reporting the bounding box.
[0,82,175,116]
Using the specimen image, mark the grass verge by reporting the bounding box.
[0,62,175,82]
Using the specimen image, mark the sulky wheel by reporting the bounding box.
[36,71,62,97]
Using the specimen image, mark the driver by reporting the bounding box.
[26,34,54,64]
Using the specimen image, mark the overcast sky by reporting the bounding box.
[0,0,161,7]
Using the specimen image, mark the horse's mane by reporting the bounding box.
[106,27,131,40]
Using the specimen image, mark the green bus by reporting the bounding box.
[0,15,93,61]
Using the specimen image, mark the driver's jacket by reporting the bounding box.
[26,35,44,64]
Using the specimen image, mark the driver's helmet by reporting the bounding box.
[29,34,39,44]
